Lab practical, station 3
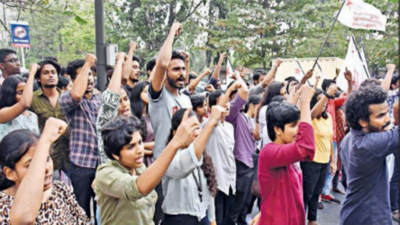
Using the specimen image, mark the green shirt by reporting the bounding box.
[30,88,70,170]
[95,160,157,225]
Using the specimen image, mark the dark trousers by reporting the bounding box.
[215,188,234,225]
[301,161,328,222]
[390,153,399,212]
[332,170,340,189]
[341,164,347,190]
[154,182,164,225]
[223,160,254,225]
[163,213,210,225]
[69,162,97,220]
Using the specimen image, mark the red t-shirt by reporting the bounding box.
[258,122,315,225]
[327,96,347,141]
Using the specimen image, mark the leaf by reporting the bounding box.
[63,11,75,16]
[74,16,88,25]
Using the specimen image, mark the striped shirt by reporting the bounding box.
[60,91,102,168]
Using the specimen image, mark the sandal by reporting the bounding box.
[393,211,399,222]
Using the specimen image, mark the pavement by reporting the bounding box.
[248,184,398,225]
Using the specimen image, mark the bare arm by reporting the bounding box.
[71,54,97,101]
[122,41,137,83]
[311,84,337,119]
[381,64,396,92]
[344,68,353,94]
[187,69,212,92]
[218,82,241,108]
[297,69,313,89]
[234,71,249,101]
[313,76,321,91]
[181,51,190,86]
[136,109,200,196]
[211,53,226,80]
[193,106,224,159]
[261,58,282,88]
[151,23,182,93]
[108,52,126,93]
[0,64,38,123]
[10,118,67,225]
[299,86,315,125]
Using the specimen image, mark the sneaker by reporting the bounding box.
[318,201,324,210]
[392,211,399,222]
[321,194,341,205]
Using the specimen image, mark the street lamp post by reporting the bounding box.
[94,0,106,92]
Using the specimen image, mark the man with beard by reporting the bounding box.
[30,59,70,181]
[340,83,398,225]
[123,41,140,97]
[147,22,192,225]
[0,48,21,86]
[59,54,102,221]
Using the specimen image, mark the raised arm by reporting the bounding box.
[10,118,67,224]
[313,75,321,91]
[381,64,396,92]
[108,52,126,93]
[151,22,182,93]
[122,41,137,83]
[0,64,38,123]
[71,54,97,101]
[344,68,353,94]
[187,69,212,92]
[218,81,241,109]
[136,109,200,195]
[193,106,224,160]
[211,52,226,82]
[234,71,249,101]
[311,84,337,119]
[260,58,282,88]
[297,69,313,89]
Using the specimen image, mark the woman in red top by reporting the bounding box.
[252,85,316,225]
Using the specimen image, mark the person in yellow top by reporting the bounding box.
[300,85,337,225]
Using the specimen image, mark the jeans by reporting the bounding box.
[215,188,234,225]
[301,161,329,221]
[322,141,337,195]
[390,152,399,212]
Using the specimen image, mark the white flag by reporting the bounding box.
[294,60,305,81]
[337,37,369,92]
[316,62,326,80]
[359,45,371,78]
[226,59,234,76]
[338,0,387,32]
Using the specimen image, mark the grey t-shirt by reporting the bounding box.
[249,83,263,97]
[148,85,192,159]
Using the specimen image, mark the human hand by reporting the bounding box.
[228,81,242,91]
[171,22,182,36]
[181,51,190,63]
[85,53,97,67]
[129,41,137,53]
[329,161,337,176]
[344,68,352,82]
[209,105,225,123]
[275,58,283,67]
[91,179,96,190]
[327,83,338,96]
[250,212,261,225]
[218,52,227,65]
[29,63,40,75]
[203,69,212,76]
[299,85,315,102]
[116,52,127,62]
[304,69,313,80]
[205,84,215,92]
[42,117,68,143]
[386,64,396,71]
[174,109,200,148]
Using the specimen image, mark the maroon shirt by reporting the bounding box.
[258,122,315,225]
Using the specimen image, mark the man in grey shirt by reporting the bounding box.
[248,58,282,97]
[147,22,192,225]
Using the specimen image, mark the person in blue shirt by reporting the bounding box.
[340,82,399,225]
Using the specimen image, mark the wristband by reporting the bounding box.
[323,91,334,99]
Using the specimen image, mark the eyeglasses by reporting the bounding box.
[3,58,20,63]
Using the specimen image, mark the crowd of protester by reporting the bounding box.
[0,22,398,225]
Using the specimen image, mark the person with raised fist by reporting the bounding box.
[59,53,102,220]
[0,63,40,141]
[0,118,90,224]
[122,41,141,97]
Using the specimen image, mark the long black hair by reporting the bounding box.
[256,81,285,123]
[310,89,328,119]
[167,109,218,197]
[0,130,39,190]
[130,81,150,120]
[0,76,26,109]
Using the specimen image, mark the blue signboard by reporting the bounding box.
[10,22,30,48]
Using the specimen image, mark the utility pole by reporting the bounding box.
[94,0,106,92]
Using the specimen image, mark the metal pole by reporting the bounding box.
[312,0,347,70]
[360,37,372,78]
[20,47,25,69]
[95,0,106,92]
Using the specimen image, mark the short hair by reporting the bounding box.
[44,56,58,62]
[284,76,299,94]
[132,55,141,66]
[35,59,61,86]
[171,51,185,62]
[226,81,238,98]
[0,49,16,62]
[270,95,285,103]
[102,116,143,160]
[66,59,85,80]
[267,101,300,141]
[189,72,197,82]
[391,75,399,90]
[60,67,67,77]
[0,76,25,109]
[190,94,205,111]
[57,76,71,89]
[209,90,224,107]
[345,84,387,130]
[321,79,336,92]
[244,95,261,113]
[146,58,156,73]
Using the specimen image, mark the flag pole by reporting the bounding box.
[351,35,371,79]
[312,0,347,70]
[360,37,372,78]
[295,59,311,86]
